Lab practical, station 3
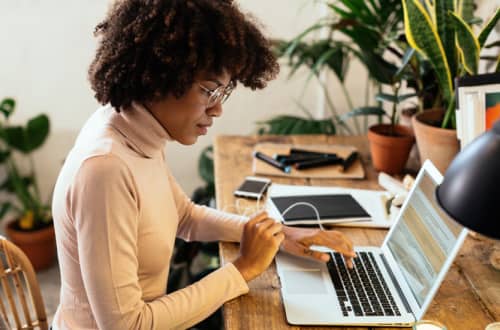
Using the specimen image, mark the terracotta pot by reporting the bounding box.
[412,109,459,174]
[367,124,415,174]
[5,221,56,271]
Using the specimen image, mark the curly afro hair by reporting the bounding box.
[88,0,279,109]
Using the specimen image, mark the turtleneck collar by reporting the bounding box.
[109,102,172,158]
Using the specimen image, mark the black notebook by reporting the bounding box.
[270,194,371,225]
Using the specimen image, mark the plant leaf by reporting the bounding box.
[376,93,399,103]
[198,145,214,193]
[0,202,12,220]
[0,149,10,163]
[435,0,457,78]
[256,116,335,135]
[449,11,480,75]
[395,48,416,78]
[457,0,475,29]
[0,98,15,119]
[402,0,453,108]
[341,106,386,120]
[6,114,50,153]
[398,92,419,102]
[484,40,500,49]
[478,8,500,48]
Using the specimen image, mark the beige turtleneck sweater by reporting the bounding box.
[51,103,249,330]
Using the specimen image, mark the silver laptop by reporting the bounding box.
[275,160,468,327]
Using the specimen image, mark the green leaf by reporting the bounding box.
[395,48,416,78]
[457,0,475,29]
[495,55,500,72]
[282,22,328,58]
[402,0,453,108]
[0,149,10,163]
[478,8,500,48]
[398,92,419,102]
[341,107,386,120]
[376,93,399,103]
[0,98,15,119]
[485,41,500,49]
[256,116,335,135]
[467,17,483,26]
[449,12,480,75]
[198,145,214,190]
[0,202,12,220]
[435,0,457,78]
[5,114,50,153]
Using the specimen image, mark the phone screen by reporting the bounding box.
[237,180,269,194]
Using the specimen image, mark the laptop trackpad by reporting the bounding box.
[283,270,328,294]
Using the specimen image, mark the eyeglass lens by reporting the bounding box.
[207,82,234,107]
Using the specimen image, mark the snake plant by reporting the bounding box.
[402,0,500,129]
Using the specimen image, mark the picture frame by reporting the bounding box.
[456,72,500,148]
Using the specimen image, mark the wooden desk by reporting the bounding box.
[213,135,499,330]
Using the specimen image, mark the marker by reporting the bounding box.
[294,156,343,170]
[254,151,291,173]
[290,148,338,158]
[276,154,333,165]
[342,152,358,171]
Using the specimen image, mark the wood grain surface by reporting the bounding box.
[214,134,499,330]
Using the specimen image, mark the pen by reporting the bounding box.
[342,152,358,171]
[294,156,343,170]
[254,151,291,173]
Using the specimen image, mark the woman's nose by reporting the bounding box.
[207,102,223,117]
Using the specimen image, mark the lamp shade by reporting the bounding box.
[436,120,500,239]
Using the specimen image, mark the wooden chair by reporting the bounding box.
[0,236,48,330]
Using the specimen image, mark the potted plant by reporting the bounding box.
[0,97,55,271]
[343,77,416,174]
[402,0,500,173]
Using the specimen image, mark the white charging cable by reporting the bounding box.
[280,201,325,231]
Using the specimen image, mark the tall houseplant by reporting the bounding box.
[402,0,500,172]
[0,97,55,270]
[265,0,410,135]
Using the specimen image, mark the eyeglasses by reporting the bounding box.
[198,80,235,107]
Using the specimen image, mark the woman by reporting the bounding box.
[52,1,356,329]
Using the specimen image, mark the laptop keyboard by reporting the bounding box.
[326,251,401,317]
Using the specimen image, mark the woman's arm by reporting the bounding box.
[166,168,247,242]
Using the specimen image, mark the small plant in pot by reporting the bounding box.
[346,82,416,174]
[0,97,55,271]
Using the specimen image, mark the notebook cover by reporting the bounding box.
[270,194,371,224]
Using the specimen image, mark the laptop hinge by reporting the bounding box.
[380,253,412,314]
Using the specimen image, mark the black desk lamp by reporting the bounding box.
[436,119,500,239]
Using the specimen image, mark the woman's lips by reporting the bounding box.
[197,124,211,135]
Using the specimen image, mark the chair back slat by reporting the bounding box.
[4,245,35,328]
[0,237,48,330]
[0,243,22,329]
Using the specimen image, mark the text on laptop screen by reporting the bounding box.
[387,172,463,306]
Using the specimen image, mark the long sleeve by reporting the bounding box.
[69,155,248,330]
[167,168,248,243]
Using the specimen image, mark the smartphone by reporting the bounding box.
[233,176,271,199]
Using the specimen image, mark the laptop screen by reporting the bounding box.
[386,171,464,306]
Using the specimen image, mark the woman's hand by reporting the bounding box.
[233,212,284,282]
[280,226,356,268]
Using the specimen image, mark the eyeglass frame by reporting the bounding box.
[198,80,236,107]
